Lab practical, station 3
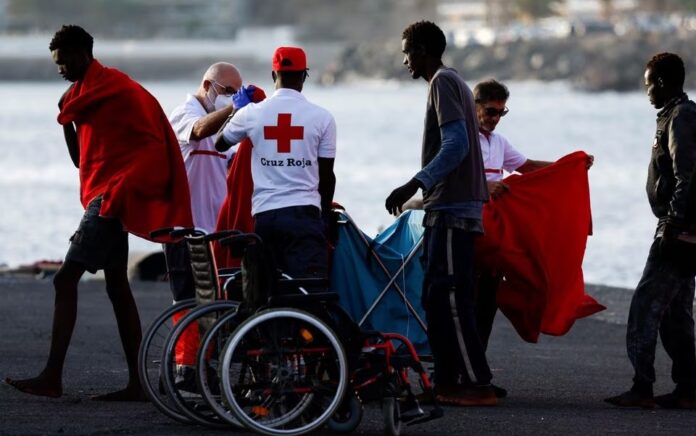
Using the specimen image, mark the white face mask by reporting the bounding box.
[205,80,235,112]
[213,94,234,111]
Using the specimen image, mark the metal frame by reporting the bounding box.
[335,210,427,333]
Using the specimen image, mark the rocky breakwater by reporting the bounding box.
[324,33,696,92]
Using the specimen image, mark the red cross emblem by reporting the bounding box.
[264,113,304,153]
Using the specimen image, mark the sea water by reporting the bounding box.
[0,79,663,289]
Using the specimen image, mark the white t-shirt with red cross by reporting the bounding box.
[169,94,235,232]
[478,130,527,182]
[221,88,337,216]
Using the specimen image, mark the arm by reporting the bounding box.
[385,120,467,215]
[58,85,79,168]
[515,159,553,174]
[191,105,235,141]
[215,108,247,152]
[667,111,696,228]
[63,123,79,168]
[414,119,469,189]
[318,157,336,218]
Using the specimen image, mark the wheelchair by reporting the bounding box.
[137,227,243,426]
[140,228,443,436]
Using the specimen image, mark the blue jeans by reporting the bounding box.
[627,238,696,391]
[421,225,492,386]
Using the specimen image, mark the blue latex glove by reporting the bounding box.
[245,84,257,101]
[232,86,252,110]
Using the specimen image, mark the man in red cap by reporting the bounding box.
[215,46,336,283]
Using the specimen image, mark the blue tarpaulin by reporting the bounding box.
[331,210,430,354]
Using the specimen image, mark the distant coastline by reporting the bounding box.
[321,33,696,92]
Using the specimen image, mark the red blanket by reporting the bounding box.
[476,151,605,342]
[214,86,267,268]
[58,60,192,242]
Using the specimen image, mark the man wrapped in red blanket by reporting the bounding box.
[57,59,192,239]
[5,25,192,401]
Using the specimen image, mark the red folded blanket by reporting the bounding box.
[476,151,605,342]
[58,60,192,242]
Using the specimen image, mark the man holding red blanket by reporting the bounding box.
[5,25,192,401]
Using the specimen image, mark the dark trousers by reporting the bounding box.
[254,205,328,280]
[627,238,696,391]
[421,225,492,386]
[475,270,501,350]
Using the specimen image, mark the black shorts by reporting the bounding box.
[65,196,128,274]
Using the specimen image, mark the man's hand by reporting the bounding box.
[586,154,595,170]
[232,85,252,110]
[487,181,510,199]
[385,178,422,216]
[245,84,258,100]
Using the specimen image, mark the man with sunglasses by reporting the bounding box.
[474,79,593,399]
[474,79,554,200]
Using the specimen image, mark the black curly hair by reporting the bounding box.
[49,25,94,57]
[401,21,446,59]
[646,52,685,88]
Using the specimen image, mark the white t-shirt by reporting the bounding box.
[221,88,337,216]
[169,94,234,232]
[478,130,527,182]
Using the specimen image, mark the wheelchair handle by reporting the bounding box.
[202,229,242,243]
[149,226,193,239]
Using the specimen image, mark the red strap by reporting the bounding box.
[485,168,503,174]
[191,150,227,159]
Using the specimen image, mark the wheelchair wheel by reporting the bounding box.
[326,391,363,433]
[382,397,402,436]
[138,298,197,424]
[220,308,348,436]
[161,300,239,428]
[195,308,244,428]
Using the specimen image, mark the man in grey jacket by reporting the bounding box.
[606,52,696,410]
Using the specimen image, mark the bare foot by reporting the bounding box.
[91,386,147,402]
[5,376,63,398]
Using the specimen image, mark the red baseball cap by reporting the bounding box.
[272,46,308,72]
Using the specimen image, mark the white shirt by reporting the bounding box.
[478,130,527,182]
[169,94,234,232]
[222,88,337,216]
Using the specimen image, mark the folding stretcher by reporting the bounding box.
[330,208,430,355]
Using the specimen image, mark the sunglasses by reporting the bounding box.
[483,106,509,117]
[211,80,238,96]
